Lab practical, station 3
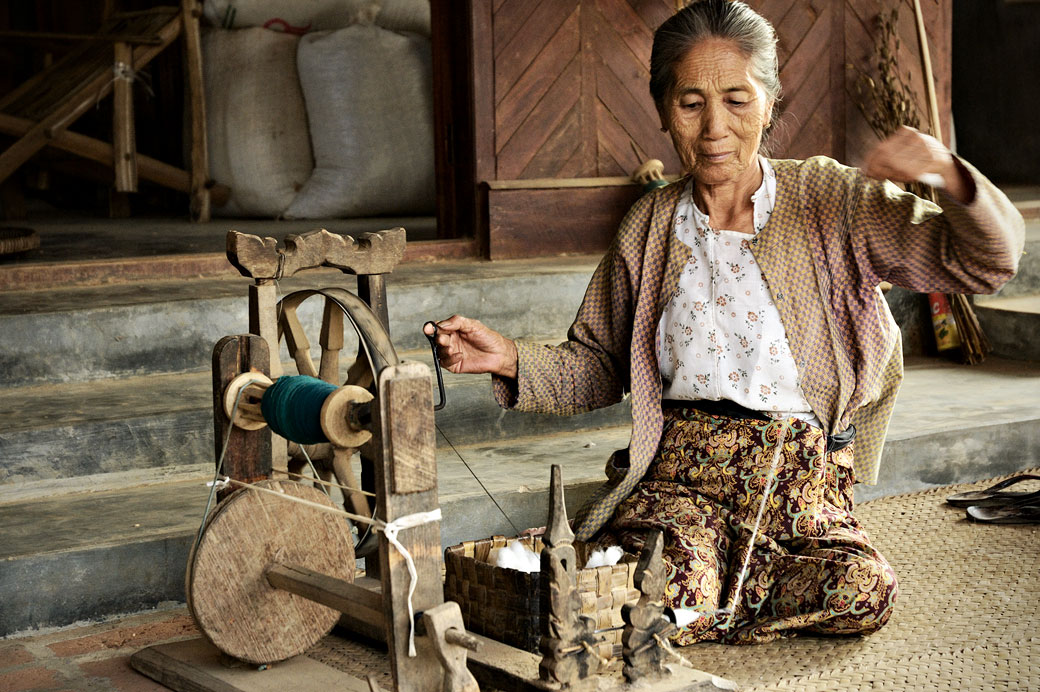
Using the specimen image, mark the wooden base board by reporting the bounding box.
[131,635,736,692]
[130,637,371,692]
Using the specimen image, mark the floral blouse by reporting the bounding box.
[658,157,819,425]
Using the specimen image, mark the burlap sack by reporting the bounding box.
[284,25,434,219]
[203,0,430,36]
[204,27,313,217]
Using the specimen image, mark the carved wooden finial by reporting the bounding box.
[621,530,677,683]
[539,465,599,688]
[545,464,574,551]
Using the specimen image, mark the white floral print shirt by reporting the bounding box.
[658,157,820,426]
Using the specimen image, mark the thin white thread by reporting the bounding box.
[195,379,262,548]
[222,476,384,526]
[719,419,791,628]
[97,61,153,108]
[272,468,378,497]
[113,61,134,81]
[296,444,330,497]
[652,633,695,669]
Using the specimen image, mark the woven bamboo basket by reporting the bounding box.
[444,535,640,658]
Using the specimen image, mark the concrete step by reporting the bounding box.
[3,357,1039,635]
[0,426,628,637]
[0,256,601,388]
[0,216,441,291]
[0,248,948,390]
[0,348,630,496]
[1006,185,1040,222]
[974,295,1040,362]
[961,219,1038,361]
[988,219,1040,299]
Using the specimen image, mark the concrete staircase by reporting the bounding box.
[974,204,1040,360]
[2,207,1039,637]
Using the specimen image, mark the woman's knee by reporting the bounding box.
[818,555,899,635]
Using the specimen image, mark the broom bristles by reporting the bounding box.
[948,293,991,365]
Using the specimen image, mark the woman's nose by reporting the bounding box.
[701,101,726,139]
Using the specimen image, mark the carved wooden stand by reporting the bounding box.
[130,228,734,691]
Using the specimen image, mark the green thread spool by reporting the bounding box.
[642,178,669,194]
[261,375,338,445]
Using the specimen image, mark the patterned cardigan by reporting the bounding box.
[494,156,1024,541]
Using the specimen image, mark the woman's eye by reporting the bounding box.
[680,101,703,110]
[728,100,747,107]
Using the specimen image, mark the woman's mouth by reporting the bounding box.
[699,151,733,163]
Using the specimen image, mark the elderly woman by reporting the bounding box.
[426,0,1023,644]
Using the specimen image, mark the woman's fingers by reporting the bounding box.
[862,126,951,183]
[424,315,481,370]
[861,125,972,203]
[422,315,518,377]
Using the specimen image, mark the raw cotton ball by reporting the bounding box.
[495,541,540,573]
[585,549,606,568]
[585,545,623,569]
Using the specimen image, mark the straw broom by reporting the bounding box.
[911,0,991,364]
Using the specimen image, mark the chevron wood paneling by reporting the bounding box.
[492,0,679,181]
[745,0,951,165]
[488,0,949,181]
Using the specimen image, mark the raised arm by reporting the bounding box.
[850,126,1024,293]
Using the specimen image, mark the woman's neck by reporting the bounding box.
[692,158,764,233]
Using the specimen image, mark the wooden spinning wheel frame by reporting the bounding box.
[275,287,400,531]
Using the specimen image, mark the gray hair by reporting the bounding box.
[650,0,781,110]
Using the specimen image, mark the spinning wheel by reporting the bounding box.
[149,229,731,692]
[185,479,356,665]
[228,287,400,539]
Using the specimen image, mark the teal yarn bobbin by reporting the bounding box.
[261,375,338,445]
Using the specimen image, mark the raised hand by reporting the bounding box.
[423,315,518,378]
[862,125,971,203]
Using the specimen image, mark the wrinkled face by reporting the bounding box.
[658,38,773,187]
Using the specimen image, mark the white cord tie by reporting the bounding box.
[379,508,442,656]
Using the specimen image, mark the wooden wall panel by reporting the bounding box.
[842,0,953,166]
[491,0,681,181]
[486,0,950,181]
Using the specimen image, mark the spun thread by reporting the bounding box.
[261,375,337,445]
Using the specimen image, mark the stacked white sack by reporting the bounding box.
[203,27,313,217]
[285,25,434,219]
[203,0,431,36]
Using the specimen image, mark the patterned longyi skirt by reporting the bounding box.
[594,405,899,645]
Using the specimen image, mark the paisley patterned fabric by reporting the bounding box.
[594,406,899,644]
[493,156,1023,541]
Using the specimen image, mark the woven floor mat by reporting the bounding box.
[676,469,1040,691]
[304,471,1039,691]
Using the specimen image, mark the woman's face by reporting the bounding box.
[658,38,773,187]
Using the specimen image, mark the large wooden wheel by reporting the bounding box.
[275,288,400,529]
[186,480,356,665]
